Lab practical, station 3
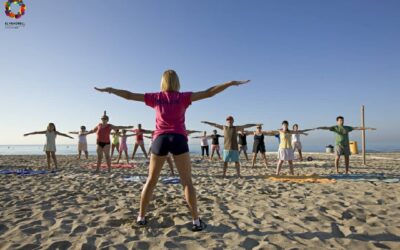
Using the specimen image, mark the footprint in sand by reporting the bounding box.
[47,240,72,250]
[70,225,87,236]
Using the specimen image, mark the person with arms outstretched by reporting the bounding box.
[69,126,91,160]
[202,118,258,178]
[267,121,314,175]
[131,124,153,160]
[24,123,73,170]
[84,112,133,172]
[95,69,250,231]
[317,116,376,174]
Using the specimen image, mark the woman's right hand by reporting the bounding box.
[230,80,250,86]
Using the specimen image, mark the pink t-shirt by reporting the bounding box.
[144,91,192,140]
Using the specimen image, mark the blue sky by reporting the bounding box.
[1,0,399,150]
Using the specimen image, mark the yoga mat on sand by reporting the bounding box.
[123,176,147,183]
[0,169,55,175]
[323,173,400,183]
[161,177,180,184]
[266,174,336,184]
[86,163,135,169]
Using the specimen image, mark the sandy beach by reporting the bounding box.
[0,152,399,249]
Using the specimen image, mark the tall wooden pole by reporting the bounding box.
[361,105,366,165]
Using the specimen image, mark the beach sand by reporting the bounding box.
[0,152,399,249]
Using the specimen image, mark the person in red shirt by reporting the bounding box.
[131,123,153,160]
[85,112,133,172]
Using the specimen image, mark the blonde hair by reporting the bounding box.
[161,70,180,92]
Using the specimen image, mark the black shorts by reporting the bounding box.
[151,133,189,156]
[253,143,266,153]
[97,142,110,148]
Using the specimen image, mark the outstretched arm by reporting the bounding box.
[316,126,332,130]
[186,130,202,135]
[201,121,224,130]
[24,131,47,136]
[191,80,250,102]
[237,123,261,130]
[291,128,316,134]
[110,125,134,130]
[94,87,145,102]
[82,126,98,135]
[262,130,279,136]
[142,129,154,134]
[352,127,377,131]
[144,135,152,139]
[57,131,74,139]
[69,131,79,135]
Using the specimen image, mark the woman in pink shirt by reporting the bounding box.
[95,70,249,231]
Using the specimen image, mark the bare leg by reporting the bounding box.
[45,151,51,170]
[50,152,58,169]
[344,155,350,174]
[116,150,122,164]
[132,143,139,160]
[252,153,257,167]
[276,160,284,175]
[139,154,167,218]
[223,162,228,178]
[216,149,221,160]
[173,153,199,219]
[288,160,294,175]
[235,162,241,178]
[111,144,115,158]
[124,149,130,164]
[78,150,82,160]
[84,151,88,159]
[140,144,148,159]
[103,144,111,172]
[210,147,215,161]
[96,145,103,171]
[244,150,249,161]
[335,155,340,173]
[262,153,268,167]
[298,149,303,161]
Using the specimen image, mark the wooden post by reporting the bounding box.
[361,105,366,165]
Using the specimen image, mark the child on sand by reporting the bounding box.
[192,131,210,160]
[24,123,73,170]
[317,116,376,174]
[292,124,305,161]
[116,129,136,164]
[131,124,153,160]
[69,126,90,159]
[111,129,120,158]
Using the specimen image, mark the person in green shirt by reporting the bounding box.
[317,116,376,174]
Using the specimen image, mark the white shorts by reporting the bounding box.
[292,141,302,151]
[277,148,294,161]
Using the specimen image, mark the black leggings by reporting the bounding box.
[201,146,209,156]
